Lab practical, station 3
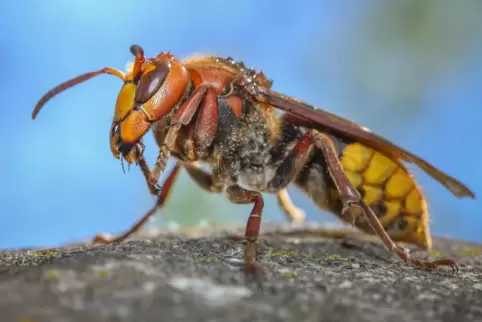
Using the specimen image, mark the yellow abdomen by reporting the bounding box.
[336,142,432,250]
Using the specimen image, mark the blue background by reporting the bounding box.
[1,0,481,249]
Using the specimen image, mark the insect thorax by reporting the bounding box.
[207,100,281,191]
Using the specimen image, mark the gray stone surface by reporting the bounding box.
[0,223,481,322]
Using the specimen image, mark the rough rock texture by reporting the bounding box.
[0,223,481,322]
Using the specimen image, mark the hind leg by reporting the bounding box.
[263,128,458,272]
[311,130,458,272]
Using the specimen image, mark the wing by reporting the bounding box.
[259,89,475,199]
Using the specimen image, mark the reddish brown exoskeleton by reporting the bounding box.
[32,45,475,276]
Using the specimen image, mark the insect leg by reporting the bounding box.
[312,130,459,272]
[267,131,315,191]
[226,184,265,276]
[277,189,305,222]
[136,149,163,196]
[147,123,182,191]
[93,160,226,244]
[147,85,217,190]
[95,81,218,245]
[92,162,181,244]
[264,129,317,222]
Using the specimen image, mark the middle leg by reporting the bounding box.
[223,131,320,276]
[226,184,265,276]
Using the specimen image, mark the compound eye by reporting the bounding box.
[135,62,170,104]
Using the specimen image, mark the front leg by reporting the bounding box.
[137,152,162,196]
[93,161,226,244]
[226,184,265,277]
[147,123,182,191]
[147,84,218,189]
[93,162,182,244]
[94,84,219,245]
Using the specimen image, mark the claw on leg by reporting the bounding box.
[393,244,459,273]
[92,233,115,244]
[243,240,265,279]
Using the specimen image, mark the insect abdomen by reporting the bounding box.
[339,142,431,249]
[295,140,432,250]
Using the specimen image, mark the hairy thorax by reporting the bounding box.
[214,102,282,191]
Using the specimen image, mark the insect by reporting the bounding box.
[32,45,475,275]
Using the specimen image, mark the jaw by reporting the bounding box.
[118,141,143,165]
[117,141,136,159]
[110,122,142,165]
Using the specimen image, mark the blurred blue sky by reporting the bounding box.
[1,1,481,249]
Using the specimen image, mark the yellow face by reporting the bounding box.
[31,45,188,165]
[109,81,141,162]
[114,82,137,121]
[109,62,171,161]
[108,55,190,162]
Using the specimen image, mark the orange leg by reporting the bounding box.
[92,161,181,244]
